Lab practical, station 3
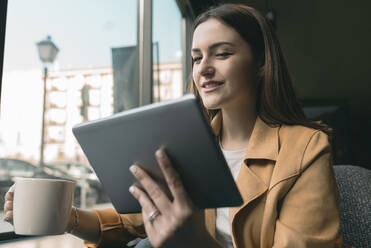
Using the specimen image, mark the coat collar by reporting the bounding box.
[210,112,280,162]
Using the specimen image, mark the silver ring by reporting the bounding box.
[148,209,161,224]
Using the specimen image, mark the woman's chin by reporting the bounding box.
[202,97,224,110]
[203,102,221,110]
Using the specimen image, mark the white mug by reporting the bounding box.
[12,177,75,235]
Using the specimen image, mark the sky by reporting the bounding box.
[3,0,183,72]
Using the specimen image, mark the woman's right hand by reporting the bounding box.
[3,185,15,224]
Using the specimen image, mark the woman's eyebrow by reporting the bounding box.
[191,41,234,53]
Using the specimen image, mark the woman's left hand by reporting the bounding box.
[129,148,208,248]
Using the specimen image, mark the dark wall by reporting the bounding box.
[232,0,371,168]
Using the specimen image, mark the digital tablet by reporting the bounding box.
[72,94,243,213]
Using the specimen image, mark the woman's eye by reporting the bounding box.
[192,57,202,63]
[216,52,232,58]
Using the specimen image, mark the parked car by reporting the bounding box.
[0,158,109,210]
[44,161,110,206]
[45,161,98,181]
[0,158,63,211]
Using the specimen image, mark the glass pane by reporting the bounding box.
[0,0,138,233]
[153,0,183,102]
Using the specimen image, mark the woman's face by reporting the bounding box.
[192,18,258,110]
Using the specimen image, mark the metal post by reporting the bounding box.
[138,0,153,106]
[39,66,48,167]
[154,41,160,102]
[80,179,88,209]
[181,16,193,94]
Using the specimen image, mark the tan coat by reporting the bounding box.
[85,114,340,248]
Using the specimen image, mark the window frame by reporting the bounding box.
[0,0,7,108]
[0,0,13,240]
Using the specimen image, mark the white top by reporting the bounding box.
[216,146,246,248]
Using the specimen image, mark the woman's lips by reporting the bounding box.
[202,82,224,93]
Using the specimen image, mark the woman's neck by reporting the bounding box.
[220,105,257,150]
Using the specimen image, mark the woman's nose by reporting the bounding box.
[199,59,215,77]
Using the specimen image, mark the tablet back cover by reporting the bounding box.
[73,94,242,213]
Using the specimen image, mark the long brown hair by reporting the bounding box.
[189,4,332,135]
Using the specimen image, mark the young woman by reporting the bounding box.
[4,4,342,248]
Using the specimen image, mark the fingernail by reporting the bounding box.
[129,186,135,194]
[129,165,138,174]
[156,149,165,159]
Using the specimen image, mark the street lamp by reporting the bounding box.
[36,35,59,167]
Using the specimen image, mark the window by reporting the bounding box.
[0,0,138,233]
[0,0,189,236]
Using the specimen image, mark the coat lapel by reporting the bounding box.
[229,161,268,222]
[207,113,280,237]
[230,117,279,224]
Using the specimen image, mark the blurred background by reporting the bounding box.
[0,0,370,237]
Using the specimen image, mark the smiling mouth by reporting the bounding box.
[204,82,223,88]
[201,81,224,93]
[201,81,224,88]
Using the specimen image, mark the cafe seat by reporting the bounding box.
[333,165,371,248]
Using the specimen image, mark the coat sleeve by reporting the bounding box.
[84,208,146,248]
[272,131,341,248]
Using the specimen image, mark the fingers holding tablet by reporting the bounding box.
[129,164,171,211]
[129,148,198,247]
[154,149,191,206]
